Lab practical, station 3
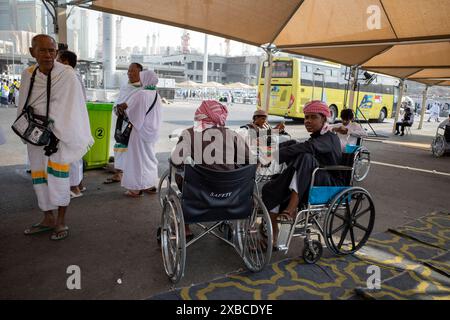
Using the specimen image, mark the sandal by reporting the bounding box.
[50,226,69,241]
[24,223,55,235]
[124,190,143,198]
[103,177,121,184]
[70,191,83,198]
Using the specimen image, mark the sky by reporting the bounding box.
[84,9,260,57]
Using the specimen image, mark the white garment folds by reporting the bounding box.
[113,82,141,170]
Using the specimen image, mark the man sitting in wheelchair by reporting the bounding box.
[170,100,250,239]
[261,100,345,246]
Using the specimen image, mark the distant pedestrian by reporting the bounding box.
[428,102,440,122]
[1,81,9,105]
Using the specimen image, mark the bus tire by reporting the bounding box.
[328,105,338,123]
[377,108,387,123]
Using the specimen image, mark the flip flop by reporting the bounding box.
[24,223,55,235]
[50,226,69,241]
[124,190,143,198]
[103,177,120,184]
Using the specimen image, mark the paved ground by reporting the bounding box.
[0,101,449,299]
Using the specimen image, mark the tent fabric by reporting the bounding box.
[86,0,450,84]
[176,80,199,87]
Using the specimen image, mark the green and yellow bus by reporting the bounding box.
[257,57,396,123]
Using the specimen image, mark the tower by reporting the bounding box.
[181,30,190,54]
[224,39,231,57]
[116,16,123,51]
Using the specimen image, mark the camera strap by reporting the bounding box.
[22,66,52,121]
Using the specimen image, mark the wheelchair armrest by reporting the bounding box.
[318,165,353,171]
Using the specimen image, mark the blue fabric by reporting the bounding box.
[308,186,349,205]
[345,144,360,153]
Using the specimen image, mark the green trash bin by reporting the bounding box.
[83,102,114,170]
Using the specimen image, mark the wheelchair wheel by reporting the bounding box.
[324,187,375,255]
[161,194,186,283]
[353,148,370,182]
[431,135,446,157]
[303,240,323,264]
[238,193,273,272]
[157,169,170,208]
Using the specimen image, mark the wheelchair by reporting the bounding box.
[431,119,450,157]
[158,162,273,283]
[345,138,371,182]
[260,149,376,264]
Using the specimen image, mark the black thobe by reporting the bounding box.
[262,131,344,211]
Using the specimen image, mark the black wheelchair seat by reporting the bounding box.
[182,164,257,223]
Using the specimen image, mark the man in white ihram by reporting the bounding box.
[18,35,93,240]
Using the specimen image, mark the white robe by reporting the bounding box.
[17,62,93,209]
[113,83,141,170]
[121,89,162,190]
[18,62,93,164]
[69,72,87,187]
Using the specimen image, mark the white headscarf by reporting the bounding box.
[140,70,158,88]
[125,70,162,142]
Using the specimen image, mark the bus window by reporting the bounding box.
[261,60,293,78]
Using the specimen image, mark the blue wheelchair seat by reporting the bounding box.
[344,144,360,153]
[308,186,350,205]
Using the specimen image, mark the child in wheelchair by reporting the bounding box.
[261,101,345,247]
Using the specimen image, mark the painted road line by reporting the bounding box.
[372,161,450,177]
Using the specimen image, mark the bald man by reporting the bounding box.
[17,35,93,240]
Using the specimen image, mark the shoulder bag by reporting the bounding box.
[114,92,158,146]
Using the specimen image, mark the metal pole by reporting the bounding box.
[263,48,273,112]
[11,41,14,77]
[418,85,429,130]
[347,65,358,110]
[202,34,208,84]
[56,5,68,45]
[392,79,405,133]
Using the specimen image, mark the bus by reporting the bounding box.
[257,57,397,123]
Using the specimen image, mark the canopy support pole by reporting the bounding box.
[262,45,275,112]
[392,79,406,133]
[347,65,358,110]
[418,85,429,130]
[202,34,208,84]
[42,1,67,45]
[56,6,68,45]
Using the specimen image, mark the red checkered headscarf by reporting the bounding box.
[303,100,331,118]
[194,100,228,131]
